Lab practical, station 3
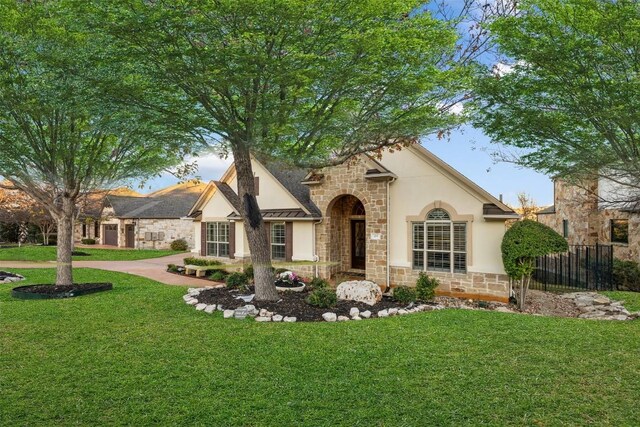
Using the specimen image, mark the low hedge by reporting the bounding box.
[183,257,222,267]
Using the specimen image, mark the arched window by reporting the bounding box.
[412,208,467,273]
[351,200,365,216]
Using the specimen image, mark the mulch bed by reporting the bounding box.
[196,286,406,322]
[12,283,113,299]
[0,271,22,280]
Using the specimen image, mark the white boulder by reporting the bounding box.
[349,307,360,318]
[322,312,337,322]
[337,316,350,322]
[336,280,382,306]
[195,303,207,311]
[204,305,216,314]
[223,309,235,319]
[283,317,297,323]
[272,315,284,322]
[360,310,372,319]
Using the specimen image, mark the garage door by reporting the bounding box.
[103,225,118,246]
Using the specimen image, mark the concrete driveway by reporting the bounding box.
[0,253,210,287]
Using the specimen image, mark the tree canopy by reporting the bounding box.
[474,0,640,204]
[0,0,198,285]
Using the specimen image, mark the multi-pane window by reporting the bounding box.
[611,219,629,244]
[562,219,569,238]
[271,222,286,260]
[412,209,467,273]
[206,222,230,257]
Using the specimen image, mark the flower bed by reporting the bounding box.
[12,283,113,300]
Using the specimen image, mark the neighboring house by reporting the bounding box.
[99,182,207,250]
[189,145,518,302]
[537,178,639,261]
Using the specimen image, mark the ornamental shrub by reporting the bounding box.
[183,257,222,267]
[243,264,254,279]
[393,286,417,304]
[225,272,249,290]
[170,239,188,251]
[167,263,179,273]
[209,270,229,282]
[613,259,640,291]
[502,220,568,310]
[306,288,337,308]
[308,276,329,291]
[416,272,439,301]
[81,238,96,245]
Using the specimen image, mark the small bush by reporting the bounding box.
[167,264,179,273]
[274,267,288,275]
[81,238,96,245]
[308,276,329,291]
[393,285,417,304]
[183,257,222,267]
[306,288,337,308]
[170,239,188,251]
[416,272,439,301]
[226,272,249,290]
[243,264,254,279]
[613,259,640,291]
[210,270,229,282]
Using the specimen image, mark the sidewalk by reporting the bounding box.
[0,253,209,287]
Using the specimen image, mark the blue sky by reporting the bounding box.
[140,125,554,207]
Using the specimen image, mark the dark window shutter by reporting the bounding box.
[95,222,100,238]
[228,222,236,259]
[82,224,87,238]
[266,222,272,259]
[200,222,207,256]
[285,222,293,262]
[254,176,260,196]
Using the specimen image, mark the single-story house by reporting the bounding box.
[98,181,207,250]
[188,145,518,302]
[74,188,142,243]
[537,177,640,261]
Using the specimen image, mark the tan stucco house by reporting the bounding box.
[537,178,639,261]
[188,145,518,302]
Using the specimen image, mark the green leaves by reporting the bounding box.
[501,220,568,279]
[474,0,640,186]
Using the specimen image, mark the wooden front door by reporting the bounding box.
[103,224,118,246]
[351,220,366,270]
[125,224,135,248]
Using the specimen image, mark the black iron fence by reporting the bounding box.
[532,244,614,292]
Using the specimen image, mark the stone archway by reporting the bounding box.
[326,194,367,274]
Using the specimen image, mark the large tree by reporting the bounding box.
[0,1,196,286]
[0,185,56,246]
[474,0,640,207]
[94,0,483,301]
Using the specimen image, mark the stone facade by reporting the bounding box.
[390,267,510,303]
[74,220,100,243]
[538,178,640,262]
[309,158,389,287]
[99,217,196,250]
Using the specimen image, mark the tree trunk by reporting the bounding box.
[232,144,279,301]
[55,198,76,287]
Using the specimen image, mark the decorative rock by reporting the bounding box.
[223,310,235,319]
[204,305,216,314]
[272,315,284,322]
[336,280,382,306]
[377,309,389,318]
[186,299,199,306]
[349,307,360,318]
[361,310,372,319]
[195,303,207,311]
[217,305,224,311]
[243,305,259,317]
[259,309,274,318]
[593,296,610,305]
[494,306,512,313]
[352,316,362,321]
[398,309,408,315]
[234,308,249,319]
[255,316,271,322]
[388,308,399,316]
[283,317,297,323]
[182,294,192,302]
[337,316,350,322]
[322,312,337,322]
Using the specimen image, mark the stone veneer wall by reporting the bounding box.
[390,267,510,303]
[309,158,389,287]
[73,220,99,243]
[538,179,640,262]
[135,219,196,250]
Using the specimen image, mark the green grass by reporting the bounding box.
[1,269,640,426]
[0,245,182,261]
[601,291,640,312]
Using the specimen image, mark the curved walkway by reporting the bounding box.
[0,253,209,287]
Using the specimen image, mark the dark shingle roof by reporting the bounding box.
[227,208,310,219]
[261,161,322,217]
[483,203,519,217]
[107,182,206,219]
[536,205,556,215]
[214,181,242,213]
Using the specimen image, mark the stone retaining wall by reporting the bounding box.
[390,266,510,303]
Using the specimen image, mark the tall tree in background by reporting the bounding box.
[0,1,196,286]
[0,186,56,246]
[474,0,640,207]
[95,0,483,301]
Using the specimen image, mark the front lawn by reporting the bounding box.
[0,245,182,261]
[1,269,639,426]
[601,291,640,312]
